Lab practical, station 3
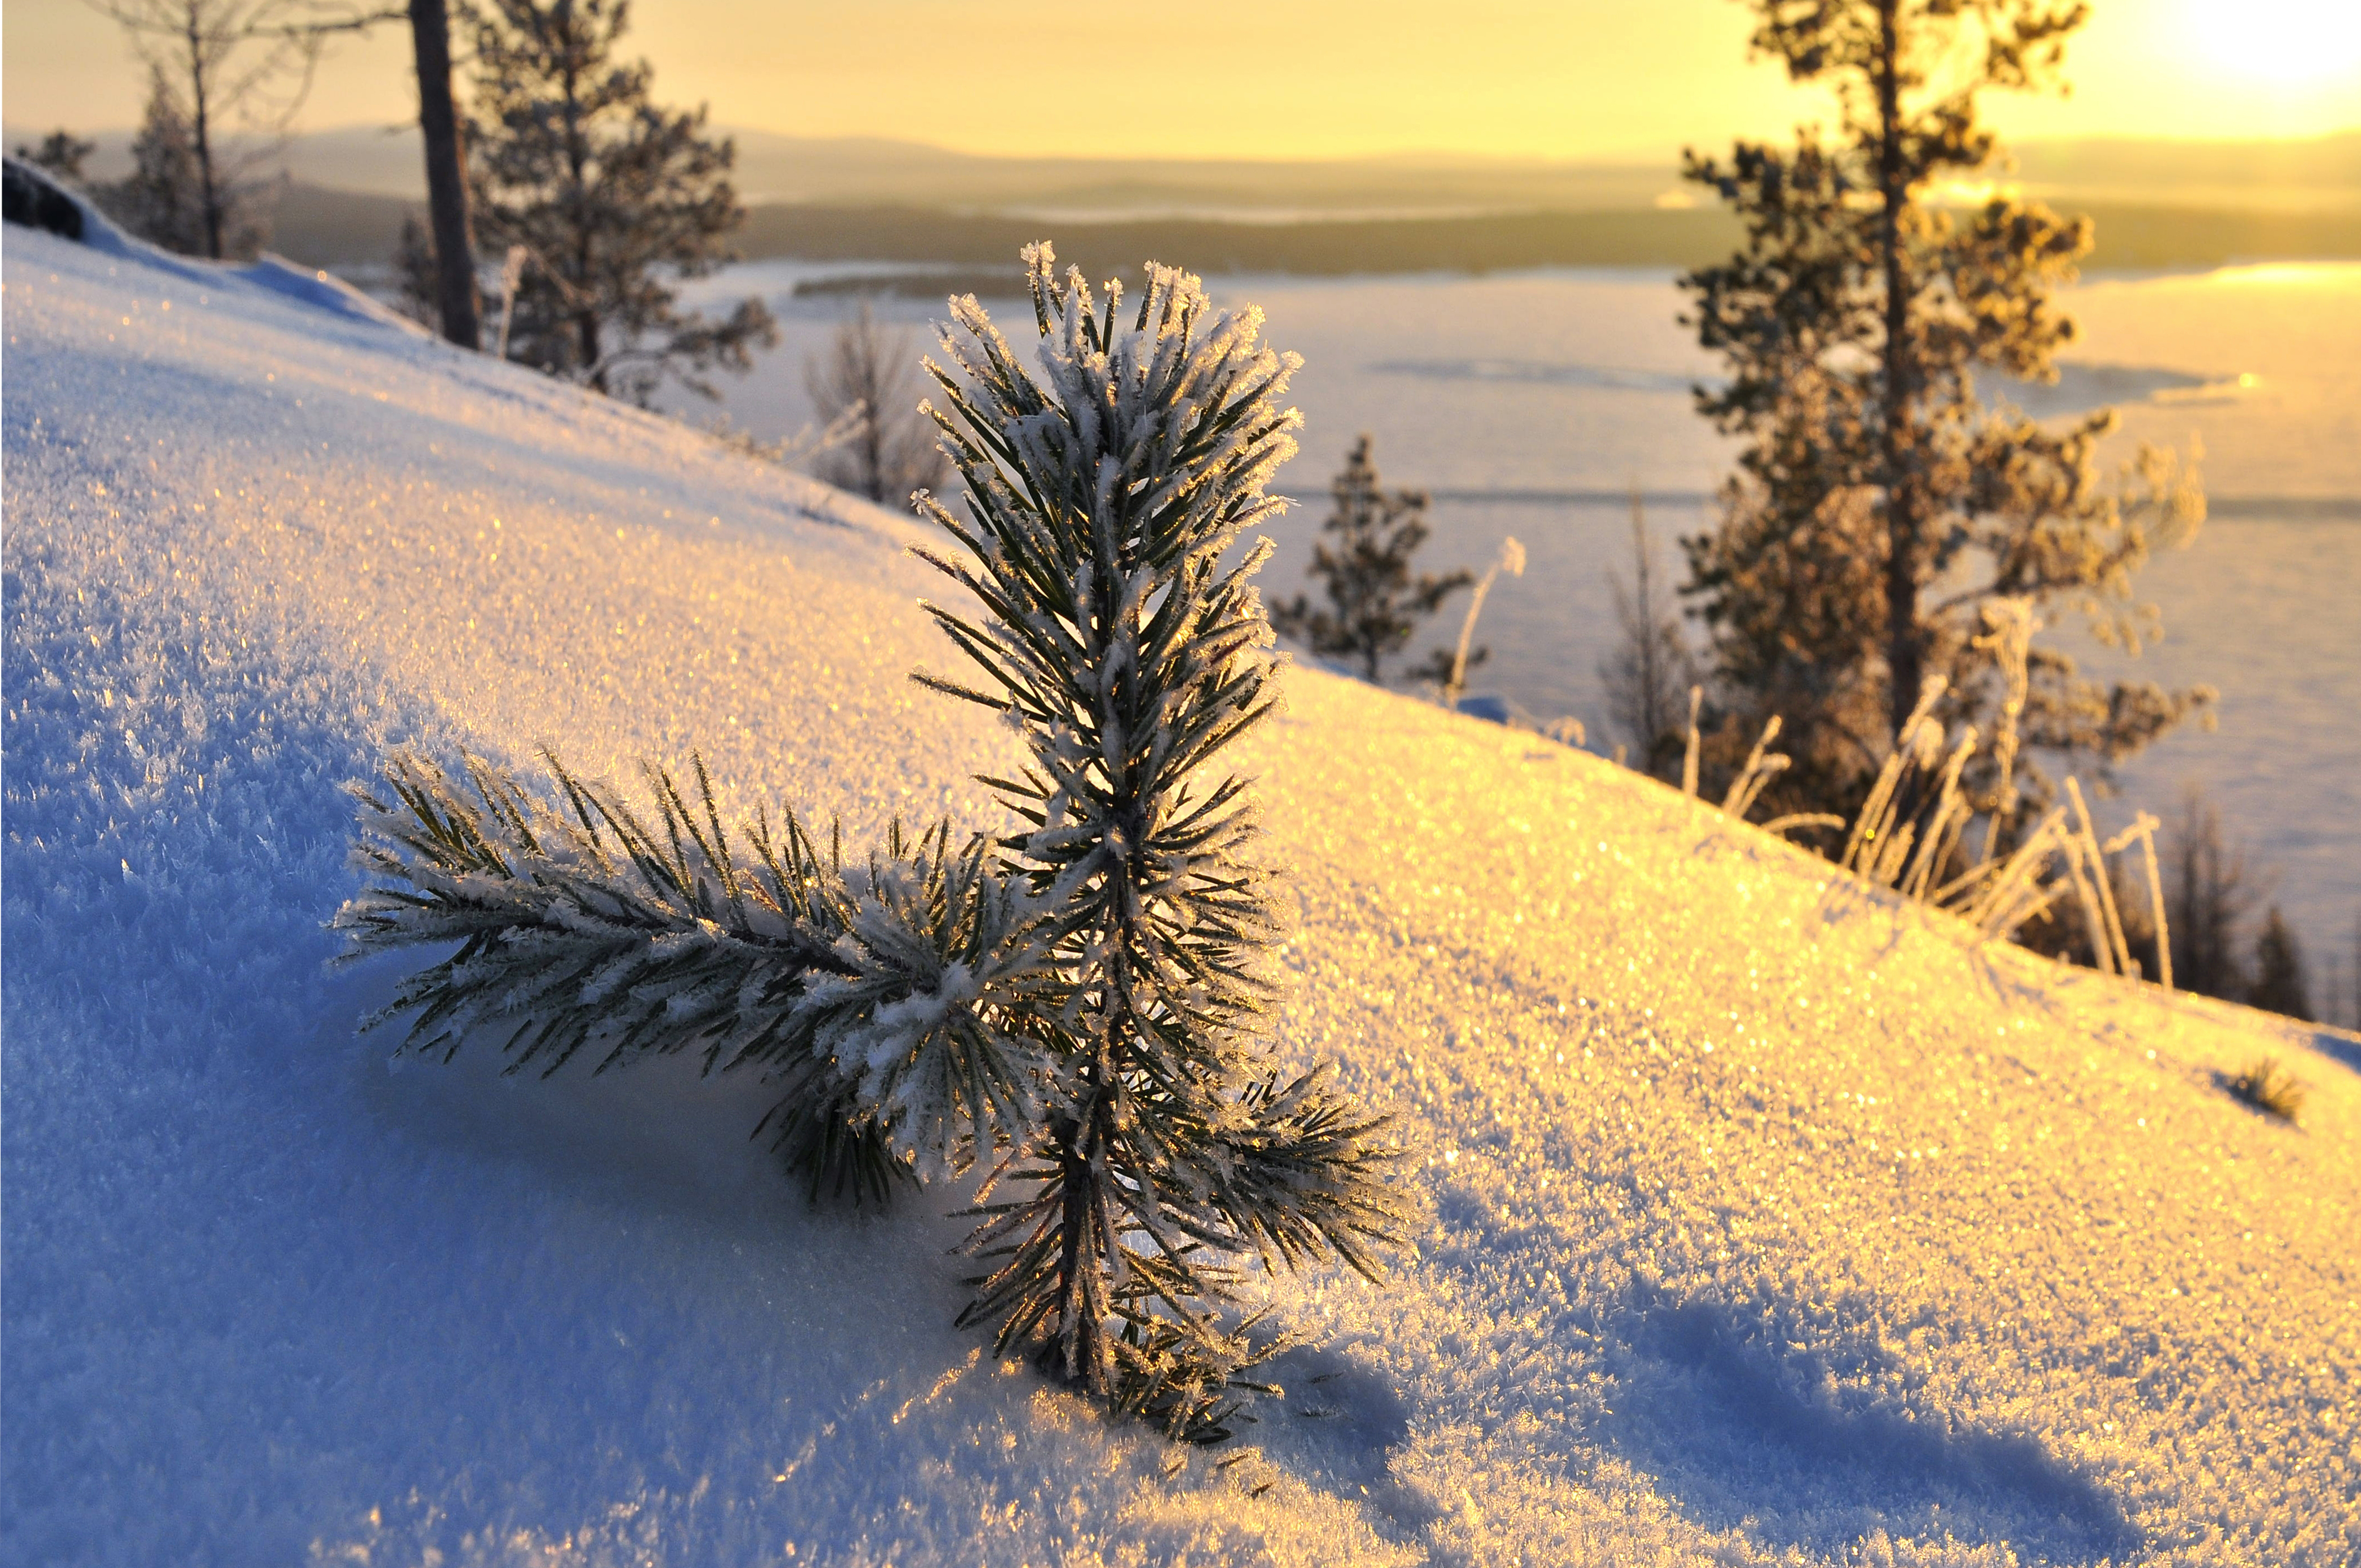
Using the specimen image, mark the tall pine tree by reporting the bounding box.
[336,245,1403,1440]
[464,0,774,402]
[1680,0,2210,822]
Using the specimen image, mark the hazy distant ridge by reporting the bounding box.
[14,123,2358,211]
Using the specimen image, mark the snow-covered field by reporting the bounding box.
[4,223,2358,1566]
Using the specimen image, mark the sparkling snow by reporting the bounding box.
[4,226,2357,1566]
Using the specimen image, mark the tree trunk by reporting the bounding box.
[408,0,481,350]
[184,14,223,260]
[1874,0,1922,738]
[578,309,605,390]
[1047,1094,1112,1395]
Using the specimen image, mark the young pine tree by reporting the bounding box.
[2165,786,2254,1003]
[14,130,97,182]
[335,244,1402,1440]
[1681,0,2210,825]
[102,68,220,257]
[2248,908,2312,1022]
[391,214,445,329]
[464,0,775,403]
[1271,435,1469,684]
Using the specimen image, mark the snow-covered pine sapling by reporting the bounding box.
[334,243,1402,1444]
[334,752,1058,1206]
[915,244,1403,1435]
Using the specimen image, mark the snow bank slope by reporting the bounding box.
[4,227,2355,1567]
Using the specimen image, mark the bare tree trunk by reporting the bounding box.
[578,308,605,389]
[184,10,224,259]
[408,0,480,349]
[1874,0,1922,738]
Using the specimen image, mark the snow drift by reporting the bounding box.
[3,221,2356,1567]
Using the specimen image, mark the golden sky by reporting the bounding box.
[7,0,2357,158]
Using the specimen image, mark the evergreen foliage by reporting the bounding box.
[338,244,1402,1442]
[1679,0,2211,826]
[804,302,951,507]
[1270,435,1470,683]
[392,214,444,329]
[13,130,96,183]
[2248,908,2312,1022]
[91,0,377,259]
[462,0,776,402]
[2164,787,2255,1003]
[102,68,246,257]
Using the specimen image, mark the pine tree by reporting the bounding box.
[2166,786,2253,1002]
[1270,435,1469,683]
[391,214,445,328]
[93,0,379,260]
[2248,908,2312,1022]
[102,68,221,257]
[1680,0,2211,825]
[14,130,96,183]
[336,244,1403,1441]
[463,0,776,403]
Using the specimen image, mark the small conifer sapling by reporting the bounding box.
[1271,435,1468,683]
[335,243,1404,1442]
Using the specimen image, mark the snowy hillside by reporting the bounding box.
[4,222,2357,1567]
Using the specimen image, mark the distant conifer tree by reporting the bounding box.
[1271,435,1470,683]
[2165,787,2254,1002]
[14,130,96,183]
[93,0,380,259]
[1680,0,2211,824]
[391,214,444,328]
[2248,908,2312,1022]
[463,0,775,403]
[337,246,1403,1441]
[102,68,225,257]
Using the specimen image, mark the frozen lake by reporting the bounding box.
[668,260,2361,965]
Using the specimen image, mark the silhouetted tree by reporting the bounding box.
[391,213,442,325]
[1271,435,1468,683]
[92,0,388,259]
[13,130,96,182]
[804,302,948,507]
[406,0,480,347]
[2248,908,2311,1022]
[464,0,775,402]
[2166,788,2254,1002]
[1680,0,2211,826]
[102,68,225,255]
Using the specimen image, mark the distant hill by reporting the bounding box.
[254,184,2361,283]
[15,124,2356,215]
[28,120,2352,279]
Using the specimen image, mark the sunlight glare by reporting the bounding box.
[2179,0,2361,86]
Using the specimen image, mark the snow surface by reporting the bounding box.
[4,224,2358,1567]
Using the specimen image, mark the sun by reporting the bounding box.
[2177,0,2361,87]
